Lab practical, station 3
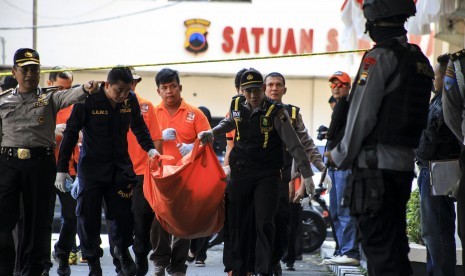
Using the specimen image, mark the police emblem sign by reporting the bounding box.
[184,18,210,54]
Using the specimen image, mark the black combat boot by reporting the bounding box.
[52,251,71,276]
[135,254,149,276]
[87,258,102,276]
[114,246,136,276]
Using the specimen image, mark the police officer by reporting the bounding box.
[0,48,100,276]
[326,1,433,275]
[443,48,465,274]
[417,53,460,276]
[198,68,314,276]
[264,72,326,275]
[56,67,158,276]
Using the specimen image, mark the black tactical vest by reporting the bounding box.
[229,95,284,169]
[367,39,433,148]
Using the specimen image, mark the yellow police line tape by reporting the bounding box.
[0,49,368,77]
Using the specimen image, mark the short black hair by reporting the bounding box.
[264,72,286,86]
[198,106,212,126]
[107,67,133,84]
[437,53,450,67]
[1,75,18,90]
[48,66,73,82]
[155,68,180,87]
[234,68,247,89]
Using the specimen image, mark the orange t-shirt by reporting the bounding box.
[155,99,211,165]
[55,105,80,176]
[127,95,162,175]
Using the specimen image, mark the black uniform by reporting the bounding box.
[213,95,312,275]
[57,87,154,262]
[331,36,433,275]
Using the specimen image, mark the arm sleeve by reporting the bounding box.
[443,60,465,144]
[52,85,88,111]
[57,104,84,172]
[274,108,313,178]
[130,95,155,152]
[295,113,325,171]
[331,49,397,169]
[212,116,236,136]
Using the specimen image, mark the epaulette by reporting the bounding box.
[232,94,245,101]
[284,103,300,110]
[0,88,14,97]
[451,49,465,61]
[283,104,300,120]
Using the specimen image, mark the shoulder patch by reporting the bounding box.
[451,49,465,61]
[0,88,14,97]
[277,108,288,123]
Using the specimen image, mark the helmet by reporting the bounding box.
[363,0,416,21]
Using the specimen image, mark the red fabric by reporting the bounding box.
[144,140,226,239]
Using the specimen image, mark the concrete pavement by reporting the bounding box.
[47,234,336,276]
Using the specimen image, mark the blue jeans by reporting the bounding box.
[328,169,360,259]
[418,167,456,276]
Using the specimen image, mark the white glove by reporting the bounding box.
[71,178,80,199]
[162,128,176,141]
[198,130,213,144]
[222,165,231,180]
[177,143,194,156]
[55,172,73,193]
[304,177,315,198]
[323,174,332,193]
[148,149,160,159]
[55,123,66,137]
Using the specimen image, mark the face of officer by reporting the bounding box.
[104,80,132,103]
[12,64,40,93]
[330,79,350,101]
[157,80,183,108]
[265,76,287,104]
[47,76,73,90]
[242,86,265,109]
[433,62,446,93]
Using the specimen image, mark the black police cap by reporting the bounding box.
[240,69,263,90]
[14,48,40,67]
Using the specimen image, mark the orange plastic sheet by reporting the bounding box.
[143,139,226,239]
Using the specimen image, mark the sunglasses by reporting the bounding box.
[329,82,348,89]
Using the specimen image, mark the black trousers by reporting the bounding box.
[222,191,235,272]
[0,154,56,276]
[270,180,290,267]
[190,237,209,262]
[76,175,133,260]
[356,169,413,276]
[282,202,302,265]
[228,167,280,275]
[111,175,154,271]
[131,175,154,258]
[43,186,78,270]
[458,147,465,276]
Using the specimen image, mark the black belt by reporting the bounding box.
[0,147,54,159]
